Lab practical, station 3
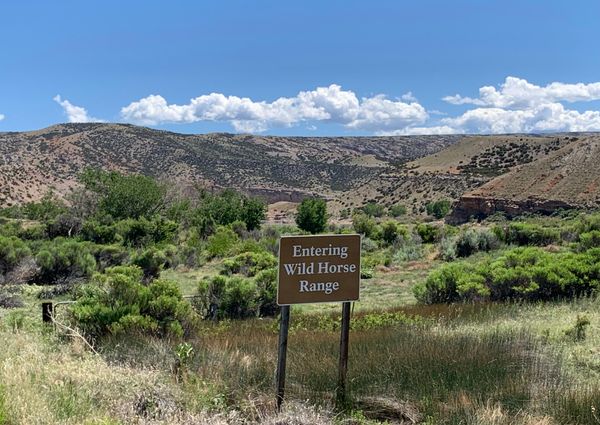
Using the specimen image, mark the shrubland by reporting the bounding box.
[4,170,600,423]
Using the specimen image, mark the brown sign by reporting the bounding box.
[277,234,361,305]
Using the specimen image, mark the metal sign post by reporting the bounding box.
[275,234,360,410]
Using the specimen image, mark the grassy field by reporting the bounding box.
[2,283,600,424]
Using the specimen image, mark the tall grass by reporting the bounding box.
[4,300,600,423]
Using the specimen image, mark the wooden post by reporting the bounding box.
[276,305,291,411]
[337,301,351,404]
[42,302,53,323]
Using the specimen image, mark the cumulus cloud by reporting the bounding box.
[410,76,600,135]
[0,113,4,122]
[53,95,104,123]
[115,77,600,135]
[120,84,428,132]
[443,76,600,109]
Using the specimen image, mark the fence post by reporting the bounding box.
[42,302,53,323]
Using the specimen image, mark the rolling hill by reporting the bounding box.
[2,123,599,220]
[0,123,459,210]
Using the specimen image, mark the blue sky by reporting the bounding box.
[1,0,600,135]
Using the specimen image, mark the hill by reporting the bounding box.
[2,123,599,220]
[450,134,600,221]
[0,123,460,210]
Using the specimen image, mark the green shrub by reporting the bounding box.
[417,223,441,244]
[192,189,266,231]
[426,200,452,219]
[80,169,166,220]
[197,275,260,319]
[296,198,328,234]
[389,204,407,217]
[72,266,196,339]
[34,238,96,284]
[381,221,404,245]
[90,244,129,271]
[220,251,276,277]
[21,192,67,222]
[131,247,168,282]
[352,213,377,238]
[206,227,239,258]
[116,216,178,247]
[359,202,385,217]
[413,263,471,304]
[498,222,561,246]
[80,220,118,244]
[0,235,31,277]
[579,230,600,251]
[455,228,500,257]
[254,267,278,316]
[416,247,600,304]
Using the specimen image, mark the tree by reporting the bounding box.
[426,200,452,219]
[79,168,166,220]
[240,197,267,231]
[296,198,328,234]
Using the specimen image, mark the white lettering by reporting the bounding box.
[297,280,340,295]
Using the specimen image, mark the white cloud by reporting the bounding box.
[401,91,417,102]
[377,125,460,136]
[53,95,104,123]
[114,77,600,135]
[120,84,428,132]
[0,113,4,122]
[443,76,600,109]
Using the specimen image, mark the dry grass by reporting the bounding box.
[3,296,600,423]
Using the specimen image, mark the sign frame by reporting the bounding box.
[276,233,362,306]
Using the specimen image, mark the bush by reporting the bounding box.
[0,236,31,278]
[417,223,441,244]
[455,228,499,257]
[415,247,600,304]
[131,247,168,282]
[90,244,129,271]
[46,213,83,238]
[414,263,473,304]
[197,275,262,319]
[439,237,457,261]
[72,266,197,339]
[116,216,179,247]
[220,251,276,277]
[21,192,67,222]
[579,230,600,251]
[352,213,377,239]
[296,198,328,234]
[389,204,407,217]
[381,221,403,245]
[34,238,96,285]
[498,222,561,246]
[80,219,118,244]
[206,227,239,258]
[254,267,278,316]
[359,202,385,217]
[426,200,452,219]
[392,234,423,263]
